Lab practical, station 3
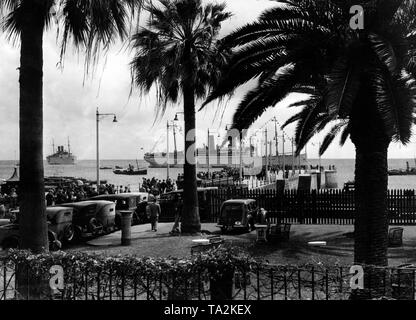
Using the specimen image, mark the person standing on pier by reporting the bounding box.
[146,195,161,232]
[170,195,183,234]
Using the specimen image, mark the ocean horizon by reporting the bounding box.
[1,158,416,190]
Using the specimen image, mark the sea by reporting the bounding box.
[1,158,416,191]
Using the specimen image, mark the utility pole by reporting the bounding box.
[207,128,210,178]
[273,117,279,168]
[167,121,170,179]
[282,134,285,178]
[269,140,273,182]
[239,131,243,183]
[291,138,295,176]
[265,128,268,180]
[96,108,100,188]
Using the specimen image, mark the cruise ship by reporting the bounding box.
[46,140,76,165]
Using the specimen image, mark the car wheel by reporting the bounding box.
[2,237,19,250]
[49,240,62,251]
[89,218,103,235]
[73,226,82,243]
[63,225,75,244]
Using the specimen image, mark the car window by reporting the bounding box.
[221,204,243,217]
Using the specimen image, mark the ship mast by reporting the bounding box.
[52,139,55,154]
[67,137,71,155]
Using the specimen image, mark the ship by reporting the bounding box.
[113,166,148,175]
[46,138,76,165]
[388,160,416,176]
[144,128,307,169]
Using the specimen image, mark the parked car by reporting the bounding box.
[60,200,116,241]
[158,187,218,222]
[217,199,258,233]
[0,206,74,250]
[89,193,149,228]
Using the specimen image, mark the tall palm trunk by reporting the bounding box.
[351,86,390,267]
[354,144,389,266]
[180,82,201,234]
[352,142,389,299]
[350,87,391,298]
[19,4,48,253]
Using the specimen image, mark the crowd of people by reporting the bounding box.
[0,186,18,211]
[139,177,177,195]
[196,167,241,180]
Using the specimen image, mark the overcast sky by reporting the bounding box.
[0,0,415,160]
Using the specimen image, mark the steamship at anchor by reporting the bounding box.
[143,133,306,168]
[46,139,76,165]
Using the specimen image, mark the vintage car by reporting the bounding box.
[89,193,149,228]
[217,199,258,233]
[158,187,218,222]
[0,206,74,250]
[60,200,116,240]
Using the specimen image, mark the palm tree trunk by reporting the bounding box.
[180,82,201,234]
[352,141,389,299]
[354,145,389,266]
[18,4,48,253]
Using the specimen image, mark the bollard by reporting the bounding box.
[276,179,285,194]
[298,174,311,191]
[324,170,338,189]
[120,210,133,246]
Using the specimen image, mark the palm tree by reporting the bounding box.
[0,0,143,253]
[130,0,231,233]
[203,0,416,268]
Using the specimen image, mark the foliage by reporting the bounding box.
[0,0,144,74]
[6,247,255,279]
[202,0,416,155]
[129,0,231,118]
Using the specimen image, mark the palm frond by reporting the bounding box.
[339,122,351,146]
[369,33,398,74]
[371,69,416,144]
[325,54,361,117]
[319,122,346,155]
[231,63,302,130]
[130,0,231,118]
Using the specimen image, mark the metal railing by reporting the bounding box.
[1,254,415,300]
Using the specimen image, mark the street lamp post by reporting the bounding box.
[96,108,117,190]
[166,120,179,179]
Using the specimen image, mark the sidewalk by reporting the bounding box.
[86,222,220,246]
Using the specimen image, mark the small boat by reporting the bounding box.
[100,166,113,170]
[388,161,416,176]
[113,168,147,175]
[115,165,123,169]
[113,164,147,175]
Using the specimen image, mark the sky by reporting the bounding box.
[0,0,415,161]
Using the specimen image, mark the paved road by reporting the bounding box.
[87,222,220,246]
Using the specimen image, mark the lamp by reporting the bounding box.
[96,108,118,190]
